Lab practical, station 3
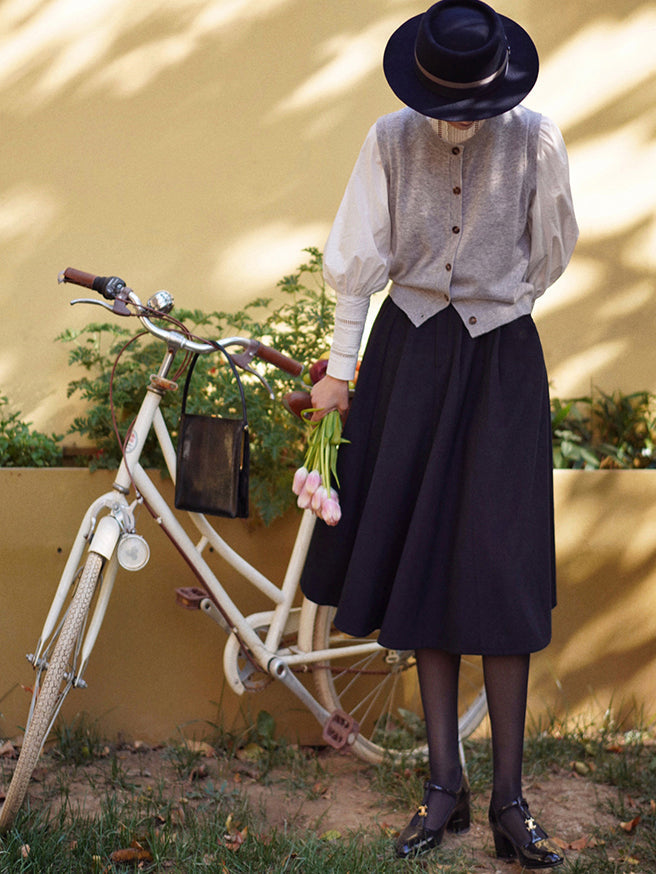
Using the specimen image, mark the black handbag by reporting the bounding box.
[174,347,249,518]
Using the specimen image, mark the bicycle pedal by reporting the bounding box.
[322,710,360,751]
[175,586,207,610]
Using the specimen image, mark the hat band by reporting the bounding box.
[415,46,509,92]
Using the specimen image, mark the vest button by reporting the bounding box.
[452,226,460,234]
[452,146,461,155]
[453,186,461,195]
[445,263,452,271]
[468,316,477,325]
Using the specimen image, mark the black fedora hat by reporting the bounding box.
[383,0,539,121]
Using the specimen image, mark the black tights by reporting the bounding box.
[415,648,530,832]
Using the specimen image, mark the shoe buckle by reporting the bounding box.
[418,805,428,818]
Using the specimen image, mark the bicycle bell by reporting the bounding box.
[117,533,151,571]
[147,290,174,314]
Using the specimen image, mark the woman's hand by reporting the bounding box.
[310,374,350,421]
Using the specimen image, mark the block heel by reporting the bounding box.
[490,824,516,859]
[488,796,564,869]
[395,773,470,859]
[447,791,471,834]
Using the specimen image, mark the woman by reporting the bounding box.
[300,0,578,865]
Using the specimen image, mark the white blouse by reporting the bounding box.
[324,112,579,381]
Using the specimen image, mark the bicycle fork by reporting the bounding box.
[29,495,135,686]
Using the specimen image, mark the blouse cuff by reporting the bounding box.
[326,293,371,381]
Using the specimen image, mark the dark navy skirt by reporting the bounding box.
[299,299,556,655]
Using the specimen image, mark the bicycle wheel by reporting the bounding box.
[312,606,487,765]
[0,552,103,832]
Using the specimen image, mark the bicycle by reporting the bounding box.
[0,269,487,831]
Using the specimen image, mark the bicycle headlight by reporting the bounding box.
[117,534,150,571]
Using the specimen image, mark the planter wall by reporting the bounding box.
[0,469,318,746]
[1,469,655,746]
[530,469,656,729]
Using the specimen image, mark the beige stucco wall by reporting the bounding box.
[1,0,655,434]
[1,2,655,744]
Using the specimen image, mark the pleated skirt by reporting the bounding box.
[299,299,556,655]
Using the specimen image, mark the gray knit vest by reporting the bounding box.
[376,106,542,337]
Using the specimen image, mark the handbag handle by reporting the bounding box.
[180,344,248,427]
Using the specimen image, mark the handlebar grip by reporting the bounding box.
[61,267,97,289]
[255,342,303,376]
[60,268,126,300]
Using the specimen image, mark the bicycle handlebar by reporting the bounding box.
[60,268,126,300]
[59,267,304,376]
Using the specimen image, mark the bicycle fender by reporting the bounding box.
[297,598,319,652]
[89,515,122,560]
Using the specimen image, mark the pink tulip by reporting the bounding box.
[297,470,322,509]
[321,497,342,526]
[305,469,322,494]
[311,485,328,513]
[292,466,308,496]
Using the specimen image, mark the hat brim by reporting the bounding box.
[383,13,539,121]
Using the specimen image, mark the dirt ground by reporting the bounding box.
[0,740,622,871]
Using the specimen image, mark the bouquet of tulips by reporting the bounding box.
[292,410,348,526]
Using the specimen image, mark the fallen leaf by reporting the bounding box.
[0,741,17,759]
[619,815,641,833]
[320,829,342,841]
[223,825,248,852]
[569,835,598,850]
[183,739,215,757]
[20,845,30,859]
[236,742,265,763]
[109,840,153,863]
[572,760,590,776]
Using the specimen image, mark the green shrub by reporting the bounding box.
[0,395,62,466]
[58,248,332,525]
[552,389,656,469]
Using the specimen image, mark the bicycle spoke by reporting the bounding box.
[312,606,486,764]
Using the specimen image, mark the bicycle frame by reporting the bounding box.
[31,341,378,743]
[0,271,489,835]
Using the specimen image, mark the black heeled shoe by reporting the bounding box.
[489,796,564,869]
[395,774,470,859]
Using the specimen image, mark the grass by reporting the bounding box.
[1,709,655,873]
[0,787,479,873]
